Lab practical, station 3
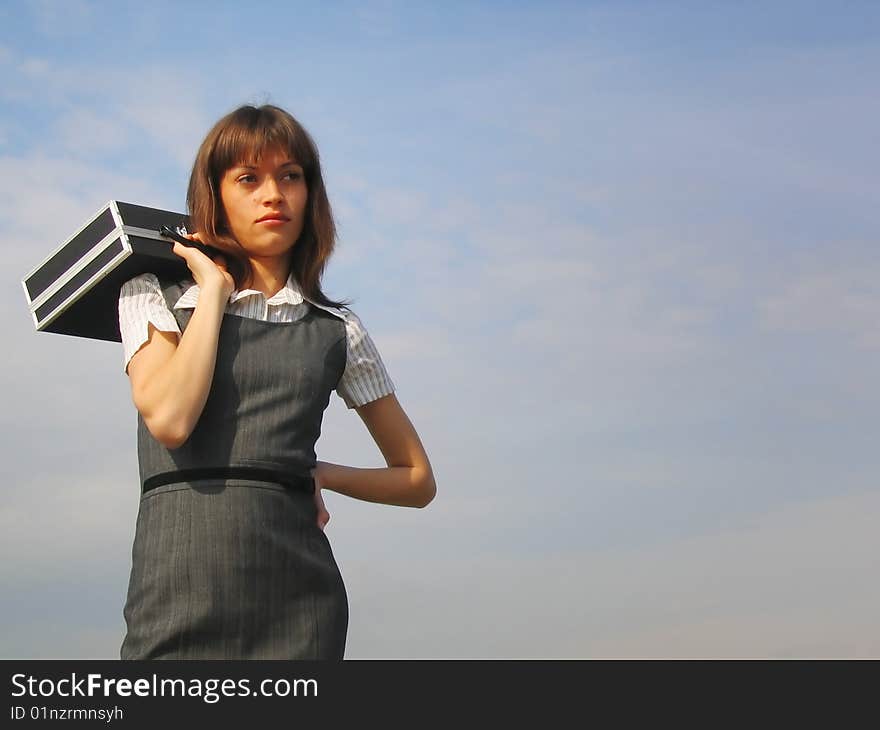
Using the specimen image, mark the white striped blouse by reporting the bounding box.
[117,272,395,409]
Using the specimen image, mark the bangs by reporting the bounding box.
[209,106,315,179]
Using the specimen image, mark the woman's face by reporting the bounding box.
[219,146,308,263]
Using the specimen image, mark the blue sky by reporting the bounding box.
[2,0,879,657]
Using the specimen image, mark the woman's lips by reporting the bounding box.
[256,216,290,226]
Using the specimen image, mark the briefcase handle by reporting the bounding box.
[158,225,222,259]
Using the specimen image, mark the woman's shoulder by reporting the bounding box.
[119,273,196,318]
[122,272,195,290]
[308,302,380,344]
[120,271,162,295]
[308,300,356,323]
[121,272,194,296]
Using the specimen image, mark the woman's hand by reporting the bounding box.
[311,463,330,531]
[171,233,234,299]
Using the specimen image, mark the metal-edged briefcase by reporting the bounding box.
[22,200,195,343]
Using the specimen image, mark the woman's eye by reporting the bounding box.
[283,171,302,181]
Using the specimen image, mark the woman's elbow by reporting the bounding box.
[141,412,191,450]
[157,430,189,450]
[414,472,437,508]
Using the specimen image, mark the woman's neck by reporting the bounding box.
[243,258,291,298]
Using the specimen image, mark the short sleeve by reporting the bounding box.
[336,309,395,409]
[118,273,182,373]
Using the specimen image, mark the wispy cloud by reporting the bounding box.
[339,487,880,658]
[5,53,211,170]
[26,0,97,37]
[759,265,880,350]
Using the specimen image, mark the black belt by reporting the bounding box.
[142,467,315,494]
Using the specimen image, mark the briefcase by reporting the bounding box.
[22,200,193,343]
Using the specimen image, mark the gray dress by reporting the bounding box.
[120,277,349,659]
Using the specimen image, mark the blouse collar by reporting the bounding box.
[173,273,345,320]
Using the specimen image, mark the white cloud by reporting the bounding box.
[366,187,429,227]
[353,0,397,38]
[2,623,126,660]
[373,326,455,363]
[759,264,880,350]
[0,470,138,583]
[0,156,163,245]
[54,108,131,156]
[27,0,96,37]
[340,487,880,658]
[114,69,212,168]
[18,57,51,76]
[3,54,210,170]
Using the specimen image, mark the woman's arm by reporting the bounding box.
[314,394,436,508]
[127,240,234,448]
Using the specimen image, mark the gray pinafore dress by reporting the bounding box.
[120,277,349,659]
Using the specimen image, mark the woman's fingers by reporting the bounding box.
[170,240,191,259]
[314,487,330,531]
[170,240,207,264]
[170,240,234,295]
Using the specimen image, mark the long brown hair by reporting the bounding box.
[187,104,349,309]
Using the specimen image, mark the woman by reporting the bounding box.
[118,104,436,659]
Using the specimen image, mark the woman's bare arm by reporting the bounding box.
[313,394,436,508]
[126,239,234,448]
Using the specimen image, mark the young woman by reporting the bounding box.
[117,104,436,659]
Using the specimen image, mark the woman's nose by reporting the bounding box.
[259,177,283,203]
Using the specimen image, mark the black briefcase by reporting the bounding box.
[22,201,194,343]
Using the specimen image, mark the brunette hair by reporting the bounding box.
[187,104,349,309]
